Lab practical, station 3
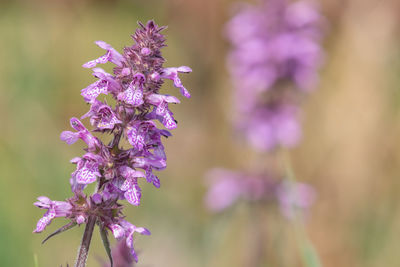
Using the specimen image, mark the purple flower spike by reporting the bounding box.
[162,66,192,98]
[34,20,191,265]
[83,41,124,68]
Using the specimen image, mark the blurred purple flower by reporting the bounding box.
[276,180,316,219]
[226,0,324,150]
[205,169,315,218]
[205,169,276,213]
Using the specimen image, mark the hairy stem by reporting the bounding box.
[74,215,97,267]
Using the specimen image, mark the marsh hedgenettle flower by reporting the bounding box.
[34,21,191,266]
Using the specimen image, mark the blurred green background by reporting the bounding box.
[1,0,400,266]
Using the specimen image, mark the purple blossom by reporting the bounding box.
[34,20,191,264]
[83,41,124,68]
[81,68,121,103]
[71,153,103,185]
[119,166,144,206]
[81,100,122,130]
[60,117,100,151]
[33,197,72,233]
[161,66,192,98]
[119,220,151,263]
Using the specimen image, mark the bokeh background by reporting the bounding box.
[1,0,400,266]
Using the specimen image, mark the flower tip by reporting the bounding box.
[37,196,51,203]
[82,62,95,68]
[182,89,191,98]
[135,226,151,236]
[178,66,192,73]
[142,228,151,236]
[95,40,108,48]
[69,117,85,131]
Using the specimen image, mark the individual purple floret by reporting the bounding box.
[226,0,323,150]
[101,240,136,267]
[34,20,191,266]
[205,169,315,218]
[33,197,73,233]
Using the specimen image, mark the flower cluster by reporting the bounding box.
[34,21,191,263]
[226,0,323,150]
[205,169,315,219]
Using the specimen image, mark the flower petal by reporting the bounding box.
[81,80,109,103]
[109,224,125,240]
[76,165,100,184]
[118,82,144,106]
[161,67,192,98]
[82,41,124,68]
[124,186,142,206]
[60,131,79,145]
[33,209,56,233]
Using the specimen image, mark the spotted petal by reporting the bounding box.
[118,82,144,106]
[109,224,125,240]
[162,66,192,98]
[81,79,109,103]
[124,185,142,206]
[76,165,100,184]
[33,209,56,233]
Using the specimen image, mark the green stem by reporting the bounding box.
[282,151,322,267]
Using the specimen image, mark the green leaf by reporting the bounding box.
[42,222,77,244]
[99,226,113,267]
